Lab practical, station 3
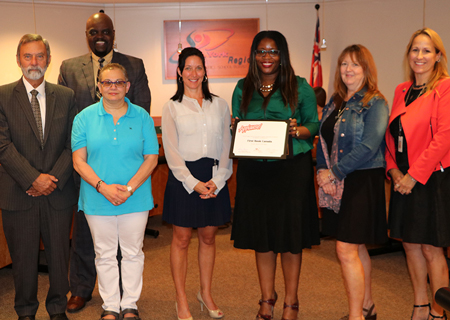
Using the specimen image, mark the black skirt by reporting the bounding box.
[231,151,320,254]
[321,168,388,245]
[162,158,231,228]
[389,168,450,247]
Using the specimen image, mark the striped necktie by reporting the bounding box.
[30,89,44,148]
[95,58,105,102]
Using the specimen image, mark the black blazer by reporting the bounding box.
[0,79,77,211]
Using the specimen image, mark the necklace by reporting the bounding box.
[405,83,426,105]
[335,101,346,120]
[259,83,274,92]
[412,83,425,89]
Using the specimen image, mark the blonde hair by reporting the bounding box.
[405,28,449,93]
[98,63,128,82]
[334,44,385,107]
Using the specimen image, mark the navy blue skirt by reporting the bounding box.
[162,158,231,228]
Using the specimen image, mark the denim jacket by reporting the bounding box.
[316,88,389,180]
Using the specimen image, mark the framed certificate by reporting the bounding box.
[229,119,292,159]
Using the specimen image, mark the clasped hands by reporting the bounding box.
[389,168,416,195]
[317,169,337,196]
[194,180,217,199]
[97,182,132,206]
[26,173,58,197]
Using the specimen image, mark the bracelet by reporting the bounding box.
[96,180,104,193]
[410,176,417,183]
[126,185,134,196]
[328,169,336,184]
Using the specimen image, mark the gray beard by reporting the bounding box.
[21,65,47,80]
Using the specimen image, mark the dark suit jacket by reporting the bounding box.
[0,79,77,211]
[58,51,151,112]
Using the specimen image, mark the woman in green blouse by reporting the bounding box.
[230,30,320,320]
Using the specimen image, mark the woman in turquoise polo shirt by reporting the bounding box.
[230,30,320,320]
[72,63,159,320]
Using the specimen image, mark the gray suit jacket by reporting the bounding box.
[0,79,77,211]
[58,51,151,113]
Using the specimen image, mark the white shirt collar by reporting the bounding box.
[22,77,46,97]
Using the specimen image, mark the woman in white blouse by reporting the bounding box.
[162,47,232,320]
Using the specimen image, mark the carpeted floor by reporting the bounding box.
[0,215,429,319]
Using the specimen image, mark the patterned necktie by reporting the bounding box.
[95,58,105,102]
[30,89,44,148]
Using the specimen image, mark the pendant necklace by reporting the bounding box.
[335,102,346,120]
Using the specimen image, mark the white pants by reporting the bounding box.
[85,211,149,313]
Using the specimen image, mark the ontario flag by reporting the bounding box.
[310,15,323,88]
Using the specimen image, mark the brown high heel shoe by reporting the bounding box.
[281,301,299,320]
[256,292,278,320]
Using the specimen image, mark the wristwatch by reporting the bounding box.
[126,185,134,195]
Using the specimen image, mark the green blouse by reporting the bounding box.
[232,76,319,156]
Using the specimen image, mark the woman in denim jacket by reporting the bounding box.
[316,45,389,320]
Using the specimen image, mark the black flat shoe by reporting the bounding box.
[99,310,119,320]
[50,313,69,320]
[122,308,141,320]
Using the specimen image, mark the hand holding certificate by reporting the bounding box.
[230,119,292,159]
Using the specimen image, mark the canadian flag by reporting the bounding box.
[310,15,323,88]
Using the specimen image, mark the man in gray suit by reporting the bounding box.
[58,12,151,113]
[0,34,77,320]
[58,12,151,313]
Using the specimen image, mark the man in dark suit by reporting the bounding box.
[57,12,151,313]
[0,34,77,320]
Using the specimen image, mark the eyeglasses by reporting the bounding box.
[255,49,280,57]
[99,80,128,88]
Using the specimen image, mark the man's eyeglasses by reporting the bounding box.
[99,80,128,88]
[255,49,280,57]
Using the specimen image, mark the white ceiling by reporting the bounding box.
[1,0,316,4]
[42,0,245,2]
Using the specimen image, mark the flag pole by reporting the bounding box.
[310,4,323,88]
